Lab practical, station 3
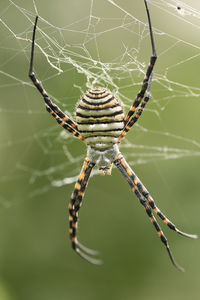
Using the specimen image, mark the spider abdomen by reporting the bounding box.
[76,87,125,150]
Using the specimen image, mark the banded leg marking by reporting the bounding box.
[46,106,85,142]
[118,155,197,239]
[118,95,149,143]
[114,155,197,271]
[68,159,102,264]
[29,16,83,142]
[118,0,157,143]
[118,74,153,143]
[123,56,156,127]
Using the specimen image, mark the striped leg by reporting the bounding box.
[116,155,197,239]
[123,55,156,128]
[69,159,102,264]
[125,0,157,127]
[136,189,184,271]
[29,16,83,141]
[118,74,152,143]
[46,106,85,142]
[118,0,157,142]
[114,155,197,270]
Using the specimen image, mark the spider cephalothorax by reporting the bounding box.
[87,144,120,175]
[29,0,197,271]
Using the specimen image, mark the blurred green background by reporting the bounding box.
[0,0,200,299]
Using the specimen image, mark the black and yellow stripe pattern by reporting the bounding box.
[114,154,197,271]
[68,158,102,264]
[29,10,197,270]
[76,87,125,150]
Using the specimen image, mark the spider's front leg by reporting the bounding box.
[29,16,85,143]
[118,0,157,143]
[68,158,102,264]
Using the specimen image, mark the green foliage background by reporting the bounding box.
[0,0,200,299]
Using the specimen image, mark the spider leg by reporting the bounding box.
[141,194,184,272]
[46,106,85,142]
[76,241,100,256]
[118,73,153,143]
[29,16,84,142]
[114,156,183,271]
[118,0,157,143]
[115,155,197,239]
[114,155,197,270]
[68,158,102,264]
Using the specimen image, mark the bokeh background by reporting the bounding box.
[0,0,200,299]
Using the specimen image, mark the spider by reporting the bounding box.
[29,0,197,271]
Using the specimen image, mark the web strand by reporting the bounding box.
[0,0,200,198]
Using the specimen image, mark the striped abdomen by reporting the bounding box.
[76,87,125,150]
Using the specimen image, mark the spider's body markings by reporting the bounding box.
[76,87,125,151]
[29,0,197,271]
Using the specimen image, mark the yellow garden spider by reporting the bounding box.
[29,0,197,271]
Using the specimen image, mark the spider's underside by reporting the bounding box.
[29,0,197,271]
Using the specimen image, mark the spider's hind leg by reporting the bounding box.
[117,155,197,239]
[114,154,197,271]
[131,172,197,240]
[69,159,102,264]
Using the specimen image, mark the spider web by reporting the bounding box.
[0,0,200,204]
